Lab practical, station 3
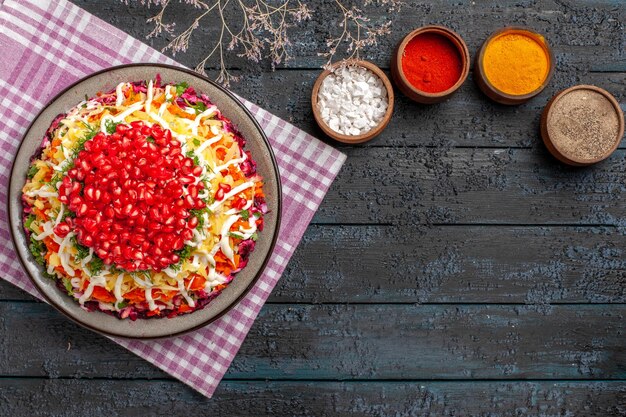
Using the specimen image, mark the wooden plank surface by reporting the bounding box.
[314,147,626,225]
[1,303,624,380]
[1,0,623,415]
[1,380,624,417]
[3,225,626,304]
[72,0,626,149]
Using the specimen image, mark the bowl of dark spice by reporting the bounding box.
[541,85,624,166]
[391,25,470,104]
[311,59,394,144]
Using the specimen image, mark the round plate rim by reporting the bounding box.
[7,63,282,340]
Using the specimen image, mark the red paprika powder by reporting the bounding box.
[401,33,462,93]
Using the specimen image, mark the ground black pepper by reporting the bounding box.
[547,89,620,162]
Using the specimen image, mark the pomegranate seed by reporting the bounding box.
[58,122,207,271]
[54,222,70,238]
[187,185,198,198]
[78,203,88,216]
[182,229,193,241]
[232,197,247,210]
[162,226,176,234]
[215,188,225,201]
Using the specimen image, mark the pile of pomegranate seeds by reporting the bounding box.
[56,121,206,271]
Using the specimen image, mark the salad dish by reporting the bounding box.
[22,76,266,319]
[9,64,280,338]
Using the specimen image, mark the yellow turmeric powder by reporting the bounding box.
[482,31,550,96]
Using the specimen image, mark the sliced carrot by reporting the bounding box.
[232,220,249,230]
[123,288,146,303]
[215,147,227,160]
[185,273,207,292]
[91,286,116,303]
[33,207,48,222]
[153,289,177,302]
[44,237,60,252]
[167,104,196,120]
[178,303,193,313]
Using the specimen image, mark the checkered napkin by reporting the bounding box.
[0,0,345,398]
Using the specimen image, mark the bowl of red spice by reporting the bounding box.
[391,25,470,104]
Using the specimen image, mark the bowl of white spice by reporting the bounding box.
[311,59,394,144]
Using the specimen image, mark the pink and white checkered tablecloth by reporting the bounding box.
[0,0,345,398]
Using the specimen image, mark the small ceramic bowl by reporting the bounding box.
[311,59,394,144]
[391,25,470,104]
[540,84,625,166]
[475,27,555,105]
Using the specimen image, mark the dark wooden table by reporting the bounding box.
[2,0,625,415]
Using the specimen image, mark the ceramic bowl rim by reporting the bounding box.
[476,26,555,103]
[540,84,625,166]
[310,59,394,144]
[8,63,282,339]
[393,25,470,99]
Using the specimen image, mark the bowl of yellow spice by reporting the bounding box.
[475,27,554,105]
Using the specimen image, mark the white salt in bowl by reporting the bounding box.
[311,59,394,144]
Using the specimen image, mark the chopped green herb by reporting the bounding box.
[27,164,39,179]
[131,270,151,280]
[63,278,74,295]
[185,150,201,167]
[183,98,207,115]
[72,122,98,157]
[109,265,123,275]
[88,256,104,276]
[170,245,194,271]
[29,235,46,266]
[192,138,201,147]
[43,271,56,280]
[177,245,194,261]
[73,238,91,261]
[194,101,207,113]
[175,82,188,96]
[104,119,120,134]
[250,232,259,241]
[229,232,244,240]
[146,136,155,143]
[51,122,99,186]
[51,161,74,189]
[84,94,89,101]
[116,301,128,309]
[240,209,250,221]
[190,206,210,230]
[25,214,36,230]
